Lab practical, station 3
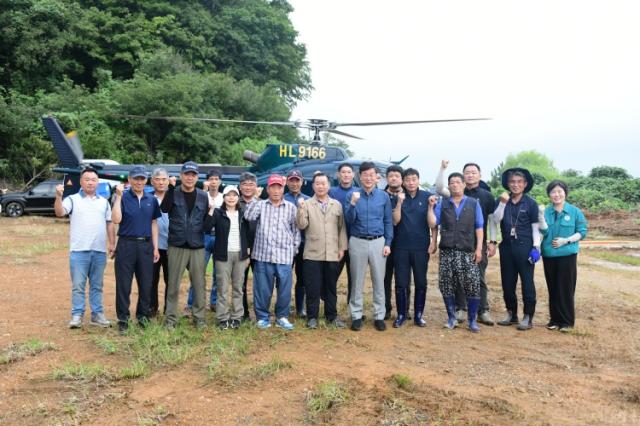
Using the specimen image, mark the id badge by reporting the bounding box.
[510,227,517,238]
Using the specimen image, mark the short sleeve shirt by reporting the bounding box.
[62,191,112,252]
[118,189,162,238]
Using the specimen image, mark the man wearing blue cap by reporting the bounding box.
[112,165,161,334]
[491,167,541,331]
[161,161,214,329]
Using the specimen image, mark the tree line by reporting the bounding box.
[1,0,309,184]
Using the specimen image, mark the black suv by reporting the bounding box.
[0,180,61,217]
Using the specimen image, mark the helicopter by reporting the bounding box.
[43,115,488,197]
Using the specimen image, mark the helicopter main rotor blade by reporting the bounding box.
[332,118,490,127]
[116,114,298,127]
[326,129,364,140]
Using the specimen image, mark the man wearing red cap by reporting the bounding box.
[244,174,301,330]
[284,169,310,318]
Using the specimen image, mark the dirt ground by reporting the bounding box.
[0,216,639,425]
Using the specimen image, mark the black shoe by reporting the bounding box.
[118,321,128,336]
[230,319,241,329]
[242,314,251,323]
[297,310,307,319]
[209,304,216,312]
[384,312,391,321]
[497,310,519,326]
[414,317,427,327]
[351,318,363,331]
[374,320,387,331]
[307,318,318,329]
[393,315,406,328]
[218,320,230,330]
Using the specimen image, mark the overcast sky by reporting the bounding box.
[289,0,640,179]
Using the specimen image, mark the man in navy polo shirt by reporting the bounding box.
[391,168,437,328]
[345,161,393,332]
[329,163,356,304]
[112,166,161,334]
[284,169,310,318]
[491,167,541,331]
[384,165,404,321]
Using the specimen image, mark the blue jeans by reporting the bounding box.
[187,235,217,308]
[253,261,292,321]
[69,250,107,316]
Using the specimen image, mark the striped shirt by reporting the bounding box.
[227,210,241,252]
[244,198,301,264]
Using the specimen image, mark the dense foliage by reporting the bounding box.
[489,151,639,212]
[0,0,309,184]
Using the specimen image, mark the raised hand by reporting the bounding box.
[440,159,449,170]
[350,191,361,205]
[169,176,177,187]
[499,191,510,204]
[115,184,124,197]
[55,184,64,198]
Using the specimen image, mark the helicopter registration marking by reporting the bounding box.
[279,145,326,160]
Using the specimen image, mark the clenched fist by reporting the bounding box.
[115,184,124,197]
[428,195,437,207]
[169,176,177,187]
[440,159,449,170]
[397,192,405,203]
[55,184,64,197]
[297,198,305,208]
[499,191,510,204]
[202,181,210,191]
[350,191,361,205]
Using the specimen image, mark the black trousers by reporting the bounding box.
[115,238,154,324]
[499,241,537,316]
[455,243,490,313]
[304,259,340,321]
[394,249,428,291]
[149,248,168,316]
[293,244,305,313]
[384,251,394,315]
[543,254,577,327]
[337,250,353,303]
[242,259,255,318]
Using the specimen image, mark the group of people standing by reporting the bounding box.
[54,158,587,335]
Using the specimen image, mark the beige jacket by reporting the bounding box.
[296,196,348,261]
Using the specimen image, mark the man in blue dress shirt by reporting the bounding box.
[344,162,393,332]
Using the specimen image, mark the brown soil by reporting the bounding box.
[586,210,640,238]
[1,216,639,425]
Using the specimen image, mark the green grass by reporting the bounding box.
[248,355,292,380]
[391,373,414,391]
[117,360,150,379]
[124,321,206,367]
[587,250,640,266]
[306,380,350,415]
[206,324,259,380]
[52,362,111,381]
[92,335,119,355]
[0,339,57,364]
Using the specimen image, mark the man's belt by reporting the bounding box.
[119,236,150,242]
[354,235,383,240]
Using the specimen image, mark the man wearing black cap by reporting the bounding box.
[284,169,310,318]
[491,167,541,331]
[185,168,223,315]
[161,161,214,329]
[111,166,161,334]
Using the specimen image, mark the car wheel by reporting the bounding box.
[5,202,24,217]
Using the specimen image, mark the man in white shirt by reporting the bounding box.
[54,168,116,329]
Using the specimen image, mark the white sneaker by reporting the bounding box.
[90,313,111,328]
[275,317,294,330]
[69,315,83,329]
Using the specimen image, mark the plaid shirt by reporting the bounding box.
[244,198,301,264]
